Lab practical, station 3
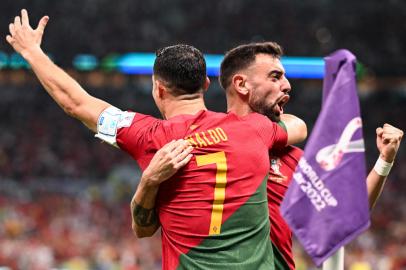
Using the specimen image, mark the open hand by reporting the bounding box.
[6,9,49,57]
[142,139,194,186]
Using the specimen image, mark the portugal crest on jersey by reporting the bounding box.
[270,158,287,183]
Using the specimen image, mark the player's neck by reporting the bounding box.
[163,98,207,119]
[227,97,252,117]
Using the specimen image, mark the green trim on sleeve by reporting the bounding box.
[277,121,287,131]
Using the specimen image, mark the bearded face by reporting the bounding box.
[245,54,291,122]
[248,86,290,122]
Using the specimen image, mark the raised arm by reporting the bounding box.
[367,123,403,209]
[6,9,111,132]
[131,140,193,238]
[280,114,308,145]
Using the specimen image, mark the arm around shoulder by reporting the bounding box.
[280,114,308,145]
[130,140,193,238]
[130,179,161,238]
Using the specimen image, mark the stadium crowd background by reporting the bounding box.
[0,1,406,269]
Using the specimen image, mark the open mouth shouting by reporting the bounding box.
[274,94,290,115]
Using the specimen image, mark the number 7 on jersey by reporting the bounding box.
[196,151,227,235]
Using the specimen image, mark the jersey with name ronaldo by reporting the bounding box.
[268,146,303,270]
[96,108,287,270]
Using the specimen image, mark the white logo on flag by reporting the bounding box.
[316,117,365,171]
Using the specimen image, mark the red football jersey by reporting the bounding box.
[108,109,288,270]
[268,146,303,270]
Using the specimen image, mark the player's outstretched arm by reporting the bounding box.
[280,114,308,145]
[131,140,193,238]
[6,9,111,132]
[367,123,403,209]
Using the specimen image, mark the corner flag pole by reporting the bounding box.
[322,247,344,270]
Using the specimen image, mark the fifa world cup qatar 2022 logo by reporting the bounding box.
[316,117,364,171]
[292,117,365,212]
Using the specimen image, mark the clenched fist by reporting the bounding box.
[376,123,404,163]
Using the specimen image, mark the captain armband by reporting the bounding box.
[95,106,135,147]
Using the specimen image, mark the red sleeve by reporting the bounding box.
[246,113,288,150]
[116,113,169,169]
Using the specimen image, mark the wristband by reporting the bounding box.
[373,157,393,176]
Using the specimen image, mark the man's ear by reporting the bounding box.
[232,74,249,96]
[203,76,210,92]
[155,80,167,98]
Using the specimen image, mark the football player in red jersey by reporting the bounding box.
[7,10,307,270]
[130,41,306,269]
[140,42,403,270]
[220,43,404,270]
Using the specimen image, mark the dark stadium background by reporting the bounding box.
[0,1,405,269]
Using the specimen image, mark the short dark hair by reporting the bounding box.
[219,42,284,90]
[153,44,207,95]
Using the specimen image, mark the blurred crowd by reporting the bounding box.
[1,0,406,76]
[0,73,405,269]
[0,192,162,270]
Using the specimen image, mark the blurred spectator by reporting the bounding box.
[1,1,405,76]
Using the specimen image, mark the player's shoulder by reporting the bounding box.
[288,145,304,156]
[237,112,276,131]
[241,112,273,123]
[203,110,230,119]
[271,145,303,160]
[165,110,231,127]
[284,145,303,160]
[221,111,269,122]
[195,110,269,123]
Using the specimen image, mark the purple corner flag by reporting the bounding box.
[281,49,370,267]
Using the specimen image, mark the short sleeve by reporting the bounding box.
[95,106,136,147]
[95,106,166,168]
